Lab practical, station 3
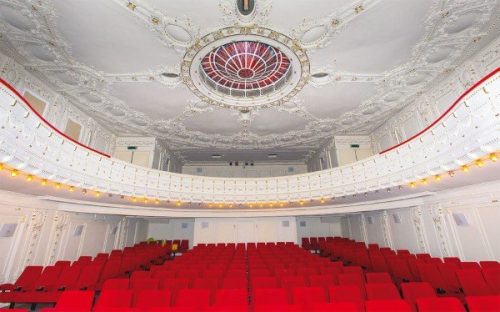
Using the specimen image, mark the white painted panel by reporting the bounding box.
[389,208,420,253]
[477,205,500,259]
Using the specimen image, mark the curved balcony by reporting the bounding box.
[0,69,498,209]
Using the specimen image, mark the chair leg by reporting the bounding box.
[8,302,15,309]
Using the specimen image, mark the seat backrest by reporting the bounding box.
[279,275,306,288]
[133,289,171,309]
[94,290,133,309]
[251,276,278,289]
[54,290,94,310]
[416,297,465,312]
[130,278,159,290]
[214,288,247,306]
[456,269,493,296]
[130,270,151,281]
[175,288,211,308]
[365,299,412,312]
[159,277,191,290]
[102,278,129,290]
[54,265,81,290]
[401,282,436,307]
[480,261,500,269]
[192,277,219,290]
[308,274,337,287]
[481,268,500,293]
[466,295,500,312]
[221,276,247,289]
[460,262,482,270]
[15,266,43,289]
[329,285,364,303]
[366,283,401,300]
[366,272,392,284]
[253,287,289,306]
[338,273,365,286]
[35,265,62,289]
[292,286,327,304]
[74,265,102,289]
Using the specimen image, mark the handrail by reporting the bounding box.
[0,78,110,158]
[380,67,499,154]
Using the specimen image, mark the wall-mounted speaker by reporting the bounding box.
[181,223,188,229]
[201,222,209,229]
[282,220,290,227]
[452,213,469,226]
[299,221,306,227]
[73,225,84,237]
[0,223,17,237]
[392,213,401,224]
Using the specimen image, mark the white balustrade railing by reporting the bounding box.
[0,70,498,206]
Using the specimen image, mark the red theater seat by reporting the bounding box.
[221,277,247,289]
[133,289,171,309]
[366,283,401,300]
[213,288,247,310]
[174,288,211,309]
[0,266,43,292]
[253,287,289,309]
[366,272,393,284]
[41,290,94,312]
[456,269,493,296]
[101,278,129,290]
[416,297,465,312]
[291,286,327,305]
[329,285,364,312]
[466,295,500,312]
[365,299,412,312]
[94,290,133,311]
[401,282,437,308]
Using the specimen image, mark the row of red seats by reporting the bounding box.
[0,242,175,309]
[312,237,499,298]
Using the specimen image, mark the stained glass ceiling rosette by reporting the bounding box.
[200,41,292,98]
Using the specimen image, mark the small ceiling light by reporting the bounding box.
[0,163,4,170]
[161,72,179,78]
[448,170,455,177]
[10,169,18,177]
[155,199,160,205]
[41,179,48,186]
[144,198,148,204]
[488,153,497,162]
[421,178,428,185]
[474,159,485,167]
[94,191,101,197]
[82,189,87,194]
[279,202,284,207]
[68,186,75,192]
[211,154,223,159]
[312,72,329,78]
[434,174,442,181]
[409,182,416,188]
[26,175,33,182]
[320,198,325,204]
[55,183,62,189]
[299,200,304,206]
[461,165,470,172]
[176,201,181,206]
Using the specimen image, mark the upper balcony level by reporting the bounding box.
[0,69,498,212]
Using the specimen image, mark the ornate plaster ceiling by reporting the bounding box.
[0,0,498,161]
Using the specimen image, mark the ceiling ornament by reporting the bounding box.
[292,0,383,50]
[219,0,273,27]
[181,26,310,111]
[111,0,198,50]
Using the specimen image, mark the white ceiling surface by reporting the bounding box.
[0,0,498,161]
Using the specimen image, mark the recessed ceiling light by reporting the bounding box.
[161,72,179,78]
[312,72,329,78]
[267,153,278,159]
[211,154,223,159]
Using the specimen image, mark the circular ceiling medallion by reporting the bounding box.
[181,26,310,110]
[200,41,292,98]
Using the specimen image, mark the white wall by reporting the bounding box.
[146,218,195,247]
[0,190,148,284]
[182,162,307,177]
[342,181,500,261]
[296,216,343,242]
[193,217,297,245]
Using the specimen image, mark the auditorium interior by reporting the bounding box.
[0,0,499,311]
